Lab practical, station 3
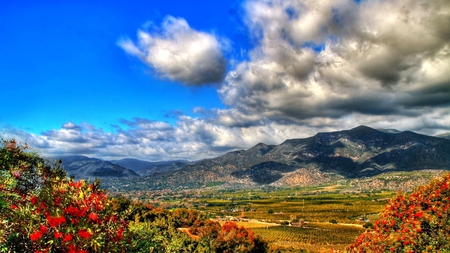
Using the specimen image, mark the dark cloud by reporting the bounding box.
[217,0,450,129]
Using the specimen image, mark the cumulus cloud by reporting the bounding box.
[118,16,227,85]
[6,0,450,161]
[218,0,450,128]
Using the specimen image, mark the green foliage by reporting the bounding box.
[0,139,130,252]
[127,203,268,252]
[362,222,373,229]
[0,139,269,252]
[347,173,450,252]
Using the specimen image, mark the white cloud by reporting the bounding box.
[118,16,227,85]
[5,0,450,161]
[218,0,450,128]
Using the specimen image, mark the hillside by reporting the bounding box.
[57,155,140,179]
[110,158,188,176]
[56,126,450,190]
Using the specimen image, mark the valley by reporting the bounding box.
[107,170,446,252]
[56,126,450,191]
[49,126,450,252]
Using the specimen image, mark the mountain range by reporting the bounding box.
[56,126,450,189]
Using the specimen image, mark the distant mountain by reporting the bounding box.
[110,158,189,176]
[55,126,450,190]
[436,133,450,140]
[132,126,450,189]
[57,156,140,179]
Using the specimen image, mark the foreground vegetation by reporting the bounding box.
[2,139,450,252]
[0,139,266,252]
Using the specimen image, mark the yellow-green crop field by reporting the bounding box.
[189,186,396,252]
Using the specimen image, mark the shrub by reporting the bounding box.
[347,173,450,252]
[329,219,338,224]
[0,139,130,252]
[362,222,373,229]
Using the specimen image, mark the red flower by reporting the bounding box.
[30,231,43,241]
[30,195,38,205]
[88,212,98,221]
[10,204,18,210]
[415,211,424,218]
[78,229,92,239]
[47,215,66,227]
[65,206,79,216]
[12,171,21,178]
[39,225,48,233]
[69,181,82,189]
[54,197,62,206]
[54,231,63,239]
[63,234,73,242]
[68,246,76,253]
[117,227,124,240]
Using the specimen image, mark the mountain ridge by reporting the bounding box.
[54,126,450,189]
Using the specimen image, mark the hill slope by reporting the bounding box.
[137,126,450,188]
[58,156,140,179]
[110,158,188,176]
[56,126,450,189]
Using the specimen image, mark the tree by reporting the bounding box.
[0,139,130,252]
[212,221,267,253]
[347,173,450,252]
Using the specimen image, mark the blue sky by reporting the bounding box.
[1,0,450,161]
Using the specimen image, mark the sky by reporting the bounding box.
[1,0,449,161]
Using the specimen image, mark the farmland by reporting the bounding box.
[112,184,397,252]
[107,171,446,252]
[198,186,390,252]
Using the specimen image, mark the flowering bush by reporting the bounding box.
[347,173,450,252]
[0,139,129,252]
[125,202,268,252]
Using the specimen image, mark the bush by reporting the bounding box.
[362,222,373,229]
[329,219,338,224]
[0,139,268,253]
[347,173,450,252]
[0,139,130,252]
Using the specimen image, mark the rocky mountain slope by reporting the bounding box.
[55,126,450,189]
[137,126,450,189]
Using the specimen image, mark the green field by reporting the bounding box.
[195,187,391,252]
[108,172,448,252]
[194,186,394,224]
[112,184,399,252]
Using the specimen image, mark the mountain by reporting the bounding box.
[57,126,450,190]
[110,158,189,176]
[436,133,450,140]
[57,156,140,179]
[130,126,450,189]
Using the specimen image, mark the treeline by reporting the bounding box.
[0,139,267,253]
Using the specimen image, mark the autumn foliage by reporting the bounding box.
[347,173,450,252]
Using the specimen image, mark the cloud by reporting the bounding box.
[218,0,450,127]
[5,0,450,162]
[118,16,227,86]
